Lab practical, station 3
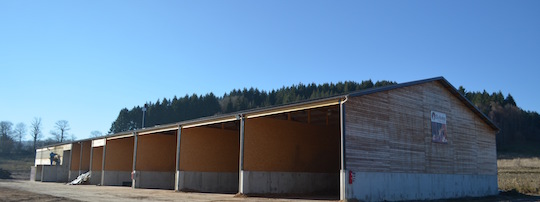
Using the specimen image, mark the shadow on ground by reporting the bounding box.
[426,190,540,202]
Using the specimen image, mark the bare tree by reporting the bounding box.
[0,121,14,154]
[13,123,26,150]
[30,117,42,151]
[52,120,70,143]
[90,130,103,138]
[0,121,13,136]
[69,134,77,142]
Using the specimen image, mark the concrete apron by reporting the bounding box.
[102,171,132,186]
[178,171,238,193]
[347,171,498,202]
[241,171,339,195]
[134,171,175,190]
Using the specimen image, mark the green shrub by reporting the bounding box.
[0,168,12,179]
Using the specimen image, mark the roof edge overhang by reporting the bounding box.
[36,143,72,152]
[244,96,343,119]
[437,77,500,132]
[37,76,498,150]
[38,94,346,149]
[348,76,499,132]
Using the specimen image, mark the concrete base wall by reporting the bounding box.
[56,166,69,182]
[30,166,36,181]
[102,171,132,186]
[89,171,102,185]
[68,170,77,181]
[179,171,238,193]
[241,171,339,195]
[35,166,42,181]
[41,166,57,182]
[347,171,498,202]
[41,166,69,182]
[134,171,174,190]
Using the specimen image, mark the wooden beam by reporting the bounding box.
[326,114,329,126]
[308,110,311,124]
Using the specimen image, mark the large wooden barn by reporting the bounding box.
[32,77,499,201]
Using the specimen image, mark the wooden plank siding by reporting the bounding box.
[345,81,497,175]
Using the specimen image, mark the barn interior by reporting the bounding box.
[178,121,240,193]
[34,144,71,182]
[242,105,341,198]
[69,140,91,181]
[89,138,105,185]
[133,131,177,189]
[102,136,134,186]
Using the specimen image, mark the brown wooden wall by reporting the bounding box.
[244,117,340,172]
[81,141,92,171]
[345,81,497,175]
[91,146,103,171]
[70,143,80,171]
[179,127,239,172]
[104,137,134,171]
[136,133,177,172]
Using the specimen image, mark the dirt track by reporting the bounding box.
[1,179,540,202]
[0,180,332,202]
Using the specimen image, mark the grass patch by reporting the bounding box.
[0,153,35,180]
[0,168,12,179]
[498,157,540,195]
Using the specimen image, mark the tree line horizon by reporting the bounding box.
[108,79,540,153]
[1,79,538,155]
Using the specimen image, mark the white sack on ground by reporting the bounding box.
[67,172,91,185]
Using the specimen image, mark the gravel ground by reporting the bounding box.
[1,179,540,202]
[0,179,332,202]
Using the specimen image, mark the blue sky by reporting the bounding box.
[1,1,539,140]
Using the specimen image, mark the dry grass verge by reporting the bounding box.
[0,154,34,180]
[498,157,540,195]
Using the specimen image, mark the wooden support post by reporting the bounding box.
[288,113,292,121]
[326,114,329,126]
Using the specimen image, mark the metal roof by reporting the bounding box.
[38,76,498,149]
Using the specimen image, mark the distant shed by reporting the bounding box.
[32,77,498,201]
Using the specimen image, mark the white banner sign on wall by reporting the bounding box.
[431,111,448,143]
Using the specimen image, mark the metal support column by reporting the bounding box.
[68,144,73,180]
[339,98,348,200]
[89,144,94,175]
[100,139,107,186]
[238,115,245,194]
[78,142,83,176]
[131,132,138,189]
[174,125,182,191]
